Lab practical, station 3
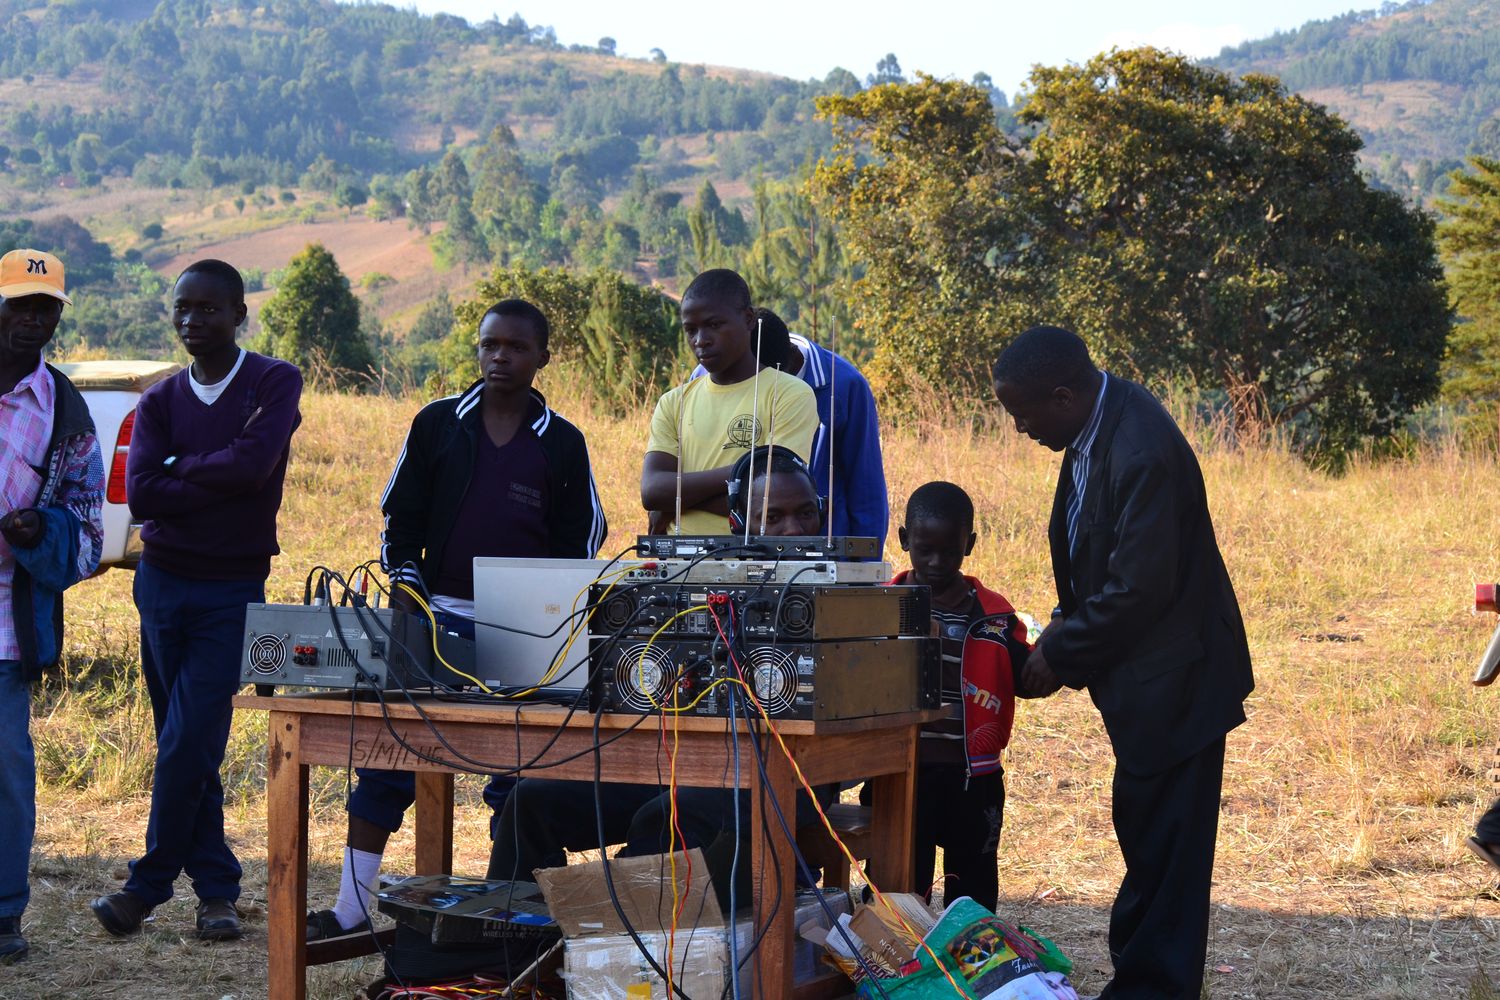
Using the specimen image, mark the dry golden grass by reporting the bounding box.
[7,373,1500,999]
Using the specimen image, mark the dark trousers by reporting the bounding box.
[1100,736,1226,1000]
[349,768,514,838]
[1477,799,1500,843]
[486,780,748,882]
[914,765,1004,911]
[124,561,264,906]
[486,779,822,881]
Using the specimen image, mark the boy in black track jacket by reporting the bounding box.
[306,299,607,941]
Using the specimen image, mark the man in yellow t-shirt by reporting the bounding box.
[642,269,818,534]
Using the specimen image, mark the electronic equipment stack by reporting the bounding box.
[590,536,940,721]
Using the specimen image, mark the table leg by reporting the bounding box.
[865,725,918,893]
[751,735,798,1000]
[266,711,310,1000]
[414,771,455,875]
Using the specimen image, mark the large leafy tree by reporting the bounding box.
[258,242,374,386]
[1021,49,1450,451]
[814,75,1032,389]
[1437,156,1500,405]
[815,50,1452,453]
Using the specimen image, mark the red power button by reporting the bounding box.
[1479,583,1499,614]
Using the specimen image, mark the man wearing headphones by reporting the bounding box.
[488,445,826,884]
[725,444,823,538]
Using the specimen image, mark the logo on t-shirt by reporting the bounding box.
[725,413,762,450]
[509,481,544,509]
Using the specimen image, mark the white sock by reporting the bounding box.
[331,846,383,931]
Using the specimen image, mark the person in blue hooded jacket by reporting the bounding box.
[690,308,888,547]
[0,248,106,964]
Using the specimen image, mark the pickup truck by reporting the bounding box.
[54,360,181,571]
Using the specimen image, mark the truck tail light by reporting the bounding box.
[106,411,134,505]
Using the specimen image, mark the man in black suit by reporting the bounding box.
[992,326,1254,1000]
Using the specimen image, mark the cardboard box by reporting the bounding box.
[536,849,727,1000]
[536,851,850,1000]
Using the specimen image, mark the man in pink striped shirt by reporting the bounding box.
[0,248,106,964]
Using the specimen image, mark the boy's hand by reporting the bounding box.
[0,509,42,549]
[646,509,670,535]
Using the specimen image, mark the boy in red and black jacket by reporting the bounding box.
[892,481,1032,911]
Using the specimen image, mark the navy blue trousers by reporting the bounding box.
[124,561,263,906]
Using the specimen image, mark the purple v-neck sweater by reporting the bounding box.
[125,352,303,581]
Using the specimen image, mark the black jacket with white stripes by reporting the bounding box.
[380,382,607,591]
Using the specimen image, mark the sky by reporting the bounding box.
[400,0,1365,94]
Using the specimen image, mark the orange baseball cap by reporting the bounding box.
[0,248,72,306]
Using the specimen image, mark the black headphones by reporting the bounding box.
[725,444,826,534]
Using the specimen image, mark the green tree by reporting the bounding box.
[257,243,374,387]
[470,125,543,258]
[814,74,1026,388]
[816,53,1452,453]
[1018,49,1450,452]
[1437,156,1500,406]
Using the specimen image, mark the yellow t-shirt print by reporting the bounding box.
[646,368,819,535]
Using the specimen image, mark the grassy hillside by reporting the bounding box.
[1212,0,1500,196]
[8,376,1500,998]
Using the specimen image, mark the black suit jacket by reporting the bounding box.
[1042,377,1253,776]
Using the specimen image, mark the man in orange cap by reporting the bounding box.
[0,248,105,963]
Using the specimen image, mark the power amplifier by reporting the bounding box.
[240,604,476,691]
[618,558,891,586]
[591,636,940,721]
[636,534,879,561]
[590,583,930,642]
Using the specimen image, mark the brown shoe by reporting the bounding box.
[195,898,243,941]
[90,891,151,936]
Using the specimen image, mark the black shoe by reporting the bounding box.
[306,908,370,942]
[0,916,27,964]
[195,898,243,941]
[90,891,151,936]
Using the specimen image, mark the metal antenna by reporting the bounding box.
[826,316,837,547]
[743,316,764,546]
[673,387,685,535]
[759,367,782,536]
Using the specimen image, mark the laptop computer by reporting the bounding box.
[472,557,617,696]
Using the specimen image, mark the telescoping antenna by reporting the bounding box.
[743,316,765,547]
[826,316,837,546]
[758,368,782,536]
[673,388,685,536]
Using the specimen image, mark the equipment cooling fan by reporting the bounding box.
[613,643,674,711]
[246,634,286,675]
[746,648,798,716]
[775,591,814,639]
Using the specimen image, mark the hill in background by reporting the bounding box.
[1212,0,1500,197]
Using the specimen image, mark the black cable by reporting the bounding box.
[737,700,893,1000]
[591,699,696,1000]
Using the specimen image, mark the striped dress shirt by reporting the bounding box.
[1066,371,1110,556]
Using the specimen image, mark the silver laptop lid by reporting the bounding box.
[472,557,618,693]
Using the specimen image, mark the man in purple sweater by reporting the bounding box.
[91,259,302,942]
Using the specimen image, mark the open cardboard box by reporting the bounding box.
[535,849,849,1000]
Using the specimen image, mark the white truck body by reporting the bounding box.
[53,360,181,571]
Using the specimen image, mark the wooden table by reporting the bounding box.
[236,693,945,1000]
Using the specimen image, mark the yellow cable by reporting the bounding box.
[707,606,974,1000]
[394,564,639,699]
[397,581,499,693]
[521,565,637,695]
[634,604,709,708]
